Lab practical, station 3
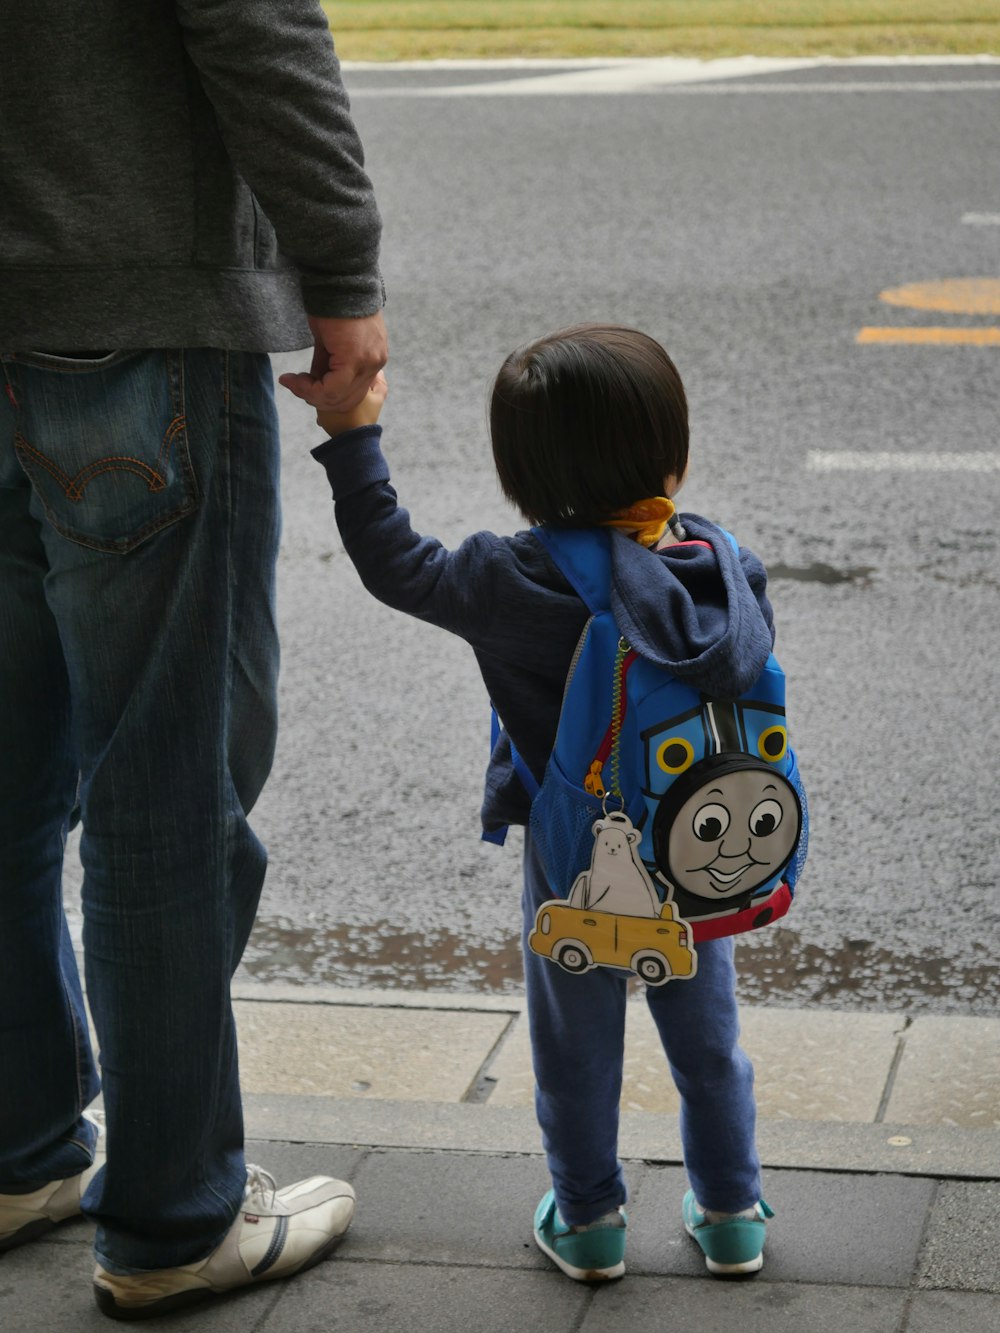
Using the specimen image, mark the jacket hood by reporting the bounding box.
[608,513,775,700]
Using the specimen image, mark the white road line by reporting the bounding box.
[641,81,1000,94]
[352,77,1000,98]
[343,54,1000,98]
[349,56,816,97]
[808,451,1000,473]
[963,213,1000,225]
[343,55,1000,73]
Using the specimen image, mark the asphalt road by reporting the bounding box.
[83,59,1000,1011]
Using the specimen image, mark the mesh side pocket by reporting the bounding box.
[784,752,809,895]
[529,765,603,900]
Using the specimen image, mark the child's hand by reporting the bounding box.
[316,371,388,438]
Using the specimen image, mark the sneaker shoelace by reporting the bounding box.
[244,1165,278,1209]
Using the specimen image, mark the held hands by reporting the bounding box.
[278,310,388,414]
[315,370,387,438]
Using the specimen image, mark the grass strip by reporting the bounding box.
[322,1,1000,59]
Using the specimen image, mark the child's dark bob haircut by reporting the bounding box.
[490,323,689,527]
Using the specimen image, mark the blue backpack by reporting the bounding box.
[508,525,808,986]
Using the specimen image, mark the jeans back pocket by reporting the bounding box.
[10,350,198,554]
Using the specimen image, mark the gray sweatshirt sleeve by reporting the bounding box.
[175,0,383,316]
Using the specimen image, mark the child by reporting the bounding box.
[309,324,780,1281]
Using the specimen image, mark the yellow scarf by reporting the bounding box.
[599,496,676,548]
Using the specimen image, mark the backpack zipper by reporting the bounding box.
[586,639,638,799]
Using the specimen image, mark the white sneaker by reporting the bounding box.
[0,1108,106,1252]
[93,1166,355,1321]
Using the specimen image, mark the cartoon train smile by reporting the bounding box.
[643,696,804,935]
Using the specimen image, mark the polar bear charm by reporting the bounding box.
[567,811,661,917]
[528,809,698,983]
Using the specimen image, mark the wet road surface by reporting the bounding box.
[71,59,1000,1011]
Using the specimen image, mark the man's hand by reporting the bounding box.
[278,310,388,412]
[316,370,387,438]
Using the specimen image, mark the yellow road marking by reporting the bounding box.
[857,327,1000,345]
[879,277,1000,315]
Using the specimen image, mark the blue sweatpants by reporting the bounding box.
[522,832,761,1227]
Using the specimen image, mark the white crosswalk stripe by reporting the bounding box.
[807,451,1000,472]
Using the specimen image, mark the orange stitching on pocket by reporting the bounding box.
[14,417,187,502]
[14,432,76,494]
[157,416,187,474]
[68,462,166,498]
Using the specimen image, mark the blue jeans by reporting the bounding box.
[522,833,761,1226]
[0,348,281,1272]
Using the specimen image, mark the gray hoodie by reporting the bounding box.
[0,0,383,350]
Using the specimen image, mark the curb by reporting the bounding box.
[244,1093,1000,1183]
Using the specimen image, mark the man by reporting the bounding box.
[0,0,386,1318]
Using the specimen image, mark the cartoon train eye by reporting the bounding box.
[749,799,784,837]
[757,726,788,763]
[693,803,730,841]
[657,736,695,774]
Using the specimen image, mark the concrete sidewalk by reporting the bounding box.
[5,985,1000,1331]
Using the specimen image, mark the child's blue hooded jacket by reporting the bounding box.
[313,426,776,839]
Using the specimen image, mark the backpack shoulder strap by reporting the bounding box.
[491,703,539,800]
[532,525,612,613]
[482,528,611,847]
[482,703,540,847]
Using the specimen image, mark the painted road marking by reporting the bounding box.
[344,56,1000,72]
[354,77,1000,98]
[857,328,1000,345]
[880,278,1000,315]
[651,82,1000,94]
[963,213,1000,225]
[808,451,1000,473]
[858,278,1000,345]
[344,55,1000,98]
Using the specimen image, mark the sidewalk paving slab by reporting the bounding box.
[13,1139,1000,1332]
[487,1003,904,1119]
[232,999,510,1101]
[906,1290,1000,1333]
[576,1280,909,1333]
[885,1015,1000,1128]
[228,990,1000,1136]
[916,1179,1000,1292]
[269,1261,593,1333]
[4,1135,1000,1332]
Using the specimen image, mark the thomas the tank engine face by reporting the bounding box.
[663,766,800,900]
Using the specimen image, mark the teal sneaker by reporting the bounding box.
[682,1189,774,1276]
[533,1190,626,1282]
